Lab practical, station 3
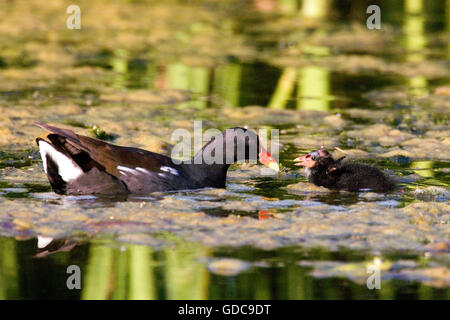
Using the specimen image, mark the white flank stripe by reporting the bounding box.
[136,167,151,174]
[117,166,137,175]
[117,166,179,177]
[160,166,179,176]
[38,140,83,182]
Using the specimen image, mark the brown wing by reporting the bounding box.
[34,122,173,178]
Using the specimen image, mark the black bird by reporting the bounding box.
[294,148,395,192]
[35,122,279,195]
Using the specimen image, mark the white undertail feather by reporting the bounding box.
[38,140,83,182]
[37,236,53,249]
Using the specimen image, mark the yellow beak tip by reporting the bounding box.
[267,162,280,172]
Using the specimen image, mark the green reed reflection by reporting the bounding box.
[81,237,211,300]
[167,63,211,108]
[82,243,114,299]
[297,66,330,111]
[404,0,428,95]
[268,67,297,109]
[164,244,210,300]
[213,64,241,107]
[112,247,128,299]
[279,0,298,15]
[301,0,329,20]
[0,237,19,299]
[82,242,156,300]
[411,161,434,178]
[128,245,155,300]
[110,49,129,89]
[268,65,330,111]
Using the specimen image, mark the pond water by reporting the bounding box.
[0,0,449,299]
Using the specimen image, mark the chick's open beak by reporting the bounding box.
[294,154,313,167]
[259,147,279,172]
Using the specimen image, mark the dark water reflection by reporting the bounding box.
[1,236,448,300]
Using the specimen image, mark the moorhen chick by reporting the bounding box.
[35,122,279,195]
[294,148,395,192]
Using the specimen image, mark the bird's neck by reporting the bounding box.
[182,141,232,188]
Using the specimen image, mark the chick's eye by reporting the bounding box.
[310,151,319,160]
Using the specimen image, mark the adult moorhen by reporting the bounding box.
[294,148,395,192]
[35,122,279,195]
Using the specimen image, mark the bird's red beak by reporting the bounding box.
[258,147,279,172]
